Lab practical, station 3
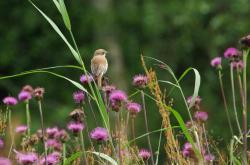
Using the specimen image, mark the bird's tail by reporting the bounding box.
[97,75,102,89]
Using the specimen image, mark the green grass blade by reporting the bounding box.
[58,0,71,30]
[63,152,81,165]
[29,0,81,65]
[128,126,180,145]
[89,152,118,165]
[52,0,61,11]
[0,70,91,98]
[155,124,163,165]
[178,68,201,108]
[169,107,202,159]
[158,80,179,88]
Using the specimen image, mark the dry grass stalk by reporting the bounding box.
[141,55,188,164]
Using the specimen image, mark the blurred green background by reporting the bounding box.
[0,0,250,162]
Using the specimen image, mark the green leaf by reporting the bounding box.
[63,152,81,165]
[128,126,180,145]
[29,0,82,65]
[52,0,61,11]
[177,68,201,108]
[58,0,71,30]
[89,152,118,165]
[0,69,91,98]
[168,107,202,159]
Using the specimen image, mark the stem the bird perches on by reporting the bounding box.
[218,70,234,136]
[141,90,154,165]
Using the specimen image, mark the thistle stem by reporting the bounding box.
[242,49,249,164]
[38,100,48,165]
[131,117,136,146]
[230,64,242,135]
[116,112,122,165]
[218,70,234,136]
[86,95,98,126]
[7,107,14,158]
[79,131,88,165]
[141,91,154,165]
[63,143,66,164]
[25,100,31,136]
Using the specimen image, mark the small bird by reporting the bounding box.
[91,49,108,88]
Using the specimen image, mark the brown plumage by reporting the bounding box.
[91,49,108,88]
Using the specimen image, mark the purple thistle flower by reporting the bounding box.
[126,102,141,115]
[224,47,241,58]
[138,149,151,161]
[109,90,127,103]
[3,96,18,106]
[182,142,193,157]
[15,152,38,165]
[204,154,215,162]
[46,139,61,150]
[0,138,4,149]
[67,121,84,134]
[231,60,244,71]
[80,74,94,84]
[33,87,45,100]
[0,157,12,165]
[15,125,28,134]
[40,153,60,165]
[194,111,208,122]
[50,151,61,160]
[210,57,222,68]
[186,96,202,107]
[46,127,59,137]
[22,85,33,94]
[102,85,116,94]
[54,130,70,143]
[90,127,109,142]
[240,34,250,47]
[18,91,32,102]
[185,120,193,128]
[73,91,85,104]
[133,74,148,88]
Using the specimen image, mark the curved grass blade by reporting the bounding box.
[89,152,118,165]
[158,80,179,88]
[128,126,180,145]
[29,0,82,65]
[0,70,92,98]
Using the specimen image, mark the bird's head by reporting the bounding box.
[94,49,108,56]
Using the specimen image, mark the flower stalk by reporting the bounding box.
[25,100,31,136]
[218,70,234,136]
[141,90,154,165]
[38,100,48,165]
[230,64,242,135]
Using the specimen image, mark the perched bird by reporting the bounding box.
[91,49,108,88]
